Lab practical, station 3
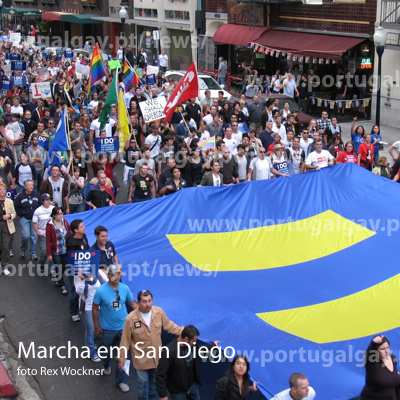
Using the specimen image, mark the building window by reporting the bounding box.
[165,10,189,20]
[134,8,158,18]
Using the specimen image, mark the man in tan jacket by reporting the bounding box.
[118,289,182,400]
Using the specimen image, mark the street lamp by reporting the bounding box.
[9,7,14,30]
[0,0,3,33]
[373,26,387,127]
[119,7,128,61]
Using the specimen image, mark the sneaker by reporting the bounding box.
[20,251,25,258]
[103,366,111,375]
[9,250,13,257]
[91,355,101,362]
[3,268,10,276]
[117,383,129,393]
[30,255,38,261]
[71,315,81,322]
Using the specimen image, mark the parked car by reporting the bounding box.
[73,48,112,61]
[165,70,232,100]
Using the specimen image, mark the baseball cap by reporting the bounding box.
[41,193,52,201]
[107,264,122,276]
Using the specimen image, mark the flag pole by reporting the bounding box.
[65,106,74,175]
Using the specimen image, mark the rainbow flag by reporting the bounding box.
[196,137,215,151]
[123,58,135,92]
[133,70,141,85]
[88,43,107,94]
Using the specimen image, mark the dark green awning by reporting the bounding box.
[60,14,102,24]
[3,7,41,15]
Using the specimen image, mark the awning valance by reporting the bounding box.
[213,24,270,47]
[251,29,366,59]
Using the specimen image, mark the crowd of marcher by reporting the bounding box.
[0,37,398,399]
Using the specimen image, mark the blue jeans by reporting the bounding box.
[52,253,67,287]
[35,169,44,191]
[20,217,37,256]
[217,77,226,87]
[67,267,79,315]
[373,152,379,167]
[170,383,200,400]
[69,202,84,214]
[135,368,158,400]
[37,236,47,266]
[102,329,126,385]
[81,309,101,358]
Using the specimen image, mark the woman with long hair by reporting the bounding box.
[328,134,344,158]
[79,112,91,148]
[360,335,400,399]
[370,125,382,167]
[337,141,358,164]
[45,206,70,295]
[350,116,365,153]
[214,355,258,400]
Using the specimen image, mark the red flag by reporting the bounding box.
[163,63,199,122]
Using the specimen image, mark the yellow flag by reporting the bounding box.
[118,89,130,152]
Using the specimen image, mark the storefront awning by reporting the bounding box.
[213,24,270,47]
[251,29,365,59]
[92,16,189,29]
[3,7,41,15]
[60,14,102,24]
[42,12,73,21]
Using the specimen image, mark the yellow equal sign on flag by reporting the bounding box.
[257,274,400,343]
[167,210,375,272]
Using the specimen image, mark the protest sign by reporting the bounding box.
[7,122,23,142]
[11,75,27,87]
[75,62,90,76]
[31,82,52,99]
[6,188,16,200]
[11,60,27,72]
[94,137,119,154]
[238,122,249,133]
[273,160,295,177]
[68,250,100,276]
[2,64,11,76]
[139,96,166,123]
[37,67,50,82]
[9,33,21,46]
[33,133,49,150]
[146,65,158,76]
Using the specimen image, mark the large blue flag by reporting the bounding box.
[45,108,69,168]
[65,164,400,400]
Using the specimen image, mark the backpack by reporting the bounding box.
[138,53,145,66]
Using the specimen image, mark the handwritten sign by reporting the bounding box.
[36,67,50,82]
[139,96,166,123]
[9,33,21,46]
[2,64,11,76]
[6,122,23,142]
[146,65,158,76]
[68,250,100,276]
[75,62,90,76]
[11,61,27,72]
[94,137,119,154]
[31,81,52,99]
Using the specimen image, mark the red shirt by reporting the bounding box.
[337,151,358,164]
[358,143,375,169]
